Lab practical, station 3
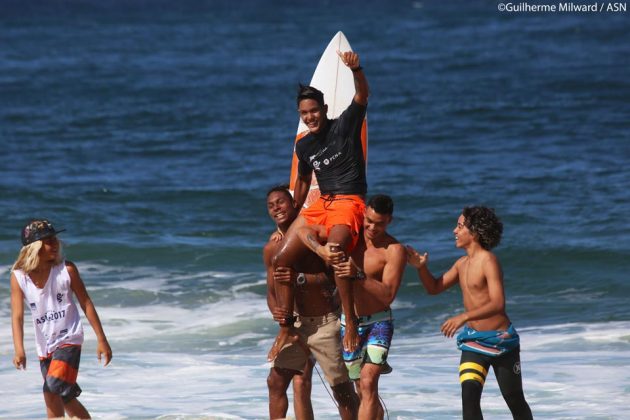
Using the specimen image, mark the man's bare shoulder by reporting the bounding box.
[262,238,281,265]
[482,249,498,261]
[372,235,404,264]
[453,255,468,269]
[385,239,405,257]
[480,250,502,271]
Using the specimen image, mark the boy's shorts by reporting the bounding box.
[40,345,82,403]
[300,194,365,252]
[341,309,394,380]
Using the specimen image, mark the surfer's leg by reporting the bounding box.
[292,357,314,420]
[270,333,312,419]
[459,351,490,420]
[43,392,65,418]
[267,367,295,419]
[493,348,533,420]
[330,381,359,420]
[307,312,358,419]
[41,345,86,419]
[356,363,383,420]
[63,398,90,419]
[328,224,359,352]
[268,222,309,362]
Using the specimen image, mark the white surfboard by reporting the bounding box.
[289,31,368,207]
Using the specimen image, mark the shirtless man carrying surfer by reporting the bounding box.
[264,185,358,420]
[269,50,369,361]
[406,207,533,420]
[334,194,406,420]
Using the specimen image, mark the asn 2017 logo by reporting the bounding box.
[35,310,67,325]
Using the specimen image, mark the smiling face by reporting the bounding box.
[453,214,476,249]
[266,190,297,231]
[298,99,328,135]
[363,206,392,241]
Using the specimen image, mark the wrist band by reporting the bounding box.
[354,270,366,281]
[351,66,363,73]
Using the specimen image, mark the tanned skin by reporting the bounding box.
[264,189,358,420]
[268,50,369,362]
[335,204,406,420]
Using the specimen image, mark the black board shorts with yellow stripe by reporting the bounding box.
[458,346,524,389]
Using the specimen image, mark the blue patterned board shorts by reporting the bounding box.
[340,309,394,380]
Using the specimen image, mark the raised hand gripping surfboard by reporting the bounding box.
[289,31,368,208]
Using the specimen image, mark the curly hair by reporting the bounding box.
[462,206,503,250]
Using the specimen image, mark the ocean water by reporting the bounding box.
[1,1,629,418]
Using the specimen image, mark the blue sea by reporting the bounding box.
[1,1,629,418]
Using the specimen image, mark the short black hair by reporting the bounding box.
[462,206,503,250]
[266,184,292,200]
[367,194,394,215]
[297,84,325,108]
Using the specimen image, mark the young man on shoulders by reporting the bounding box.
[264,185,358,420]
[407,206,533,420]
[269,50,369,361]
[335,194,406,420]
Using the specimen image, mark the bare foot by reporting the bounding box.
[343,322,360,352]
[268,327,290,362]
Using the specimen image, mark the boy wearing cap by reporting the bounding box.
[10,219,112,419]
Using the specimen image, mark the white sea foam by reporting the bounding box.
[2,263,628,418]
[3,318,629,418]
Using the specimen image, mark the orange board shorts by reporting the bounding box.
[301,194,365,253]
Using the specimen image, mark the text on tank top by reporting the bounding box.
[13,261,84,357]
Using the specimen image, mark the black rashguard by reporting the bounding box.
[295,100,367,196]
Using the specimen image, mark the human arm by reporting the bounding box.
[10,273,26,370]
[406,245,459,295]
[293,172,312,211]
[337,50,369,105]
[361,245,406,307]
[335,245,406,307]
[264,244,293,322]
[263,243,278,314]
[271,267,296,323]
[297,225,345,265]
[440,254,506,337]
[67,262,112,366]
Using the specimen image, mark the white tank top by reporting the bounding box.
[14,261,84,357]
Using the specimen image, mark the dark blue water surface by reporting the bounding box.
[1,1,629,329]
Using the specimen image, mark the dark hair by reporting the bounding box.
[462,206,503,250]
[367,194,394,215]
[266,184,292,200]
[297,84,325,108]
